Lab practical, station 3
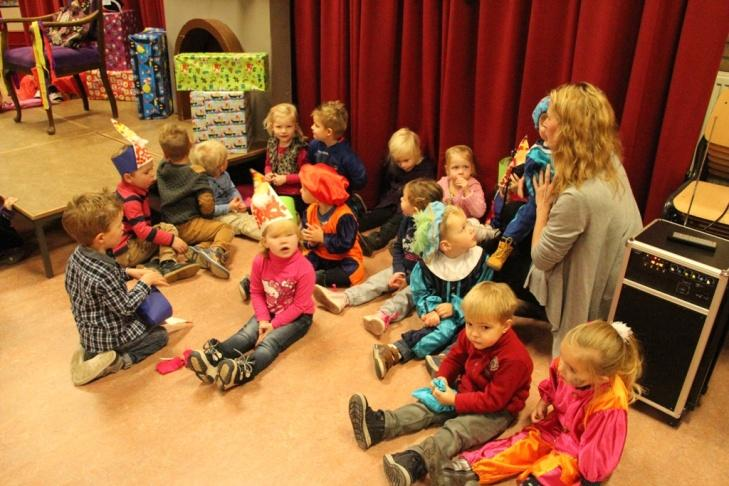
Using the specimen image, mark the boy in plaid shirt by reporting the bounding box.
[63,191,169,386]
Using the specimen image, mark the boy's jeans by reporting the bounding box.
[217,314,312,378]
[345,267,413,321]
[84,326,168,365]
[384,402,514,474]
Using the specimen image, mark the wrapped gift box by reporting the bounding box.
[190,90,251,153]
[103,9,141,71]
[129,28,173,119]
[84,69,137,101]
[174,53,268,92]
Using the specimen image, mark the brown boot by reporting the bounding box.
[486,237,514,271]
[373,344,400,380]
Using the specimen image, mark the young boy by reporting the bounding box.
[63,191,170,386]
[110,121,199,282]
[372,201,492,380]
[300,163,365,287]
[190,140,261,241]
[307,100,367,216]
[156,123,234,279]
[348,282,533,486]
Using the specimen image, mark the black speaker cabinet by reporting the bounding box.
[608,219,729,423]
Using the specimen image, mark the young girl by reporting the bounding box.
[191,140,261,241]
[313,178,443,336]
[263,103,310,218]
[442,320,643,486]
[438,145,487,220]
[186,192,315,391]
[300,163,365,288]
[358,128,435,255]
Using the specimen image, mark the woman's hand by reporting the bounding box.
[533,169,555,212]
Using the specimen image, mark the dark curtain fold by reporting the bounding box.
[292,0,729,221]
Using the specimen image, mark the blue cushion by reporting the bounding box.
[5,45,99,70]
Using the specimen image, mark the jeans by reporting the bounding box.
[217,314,312,378]
[84,326,168,365]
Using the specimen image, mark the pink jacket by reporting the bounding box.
[438,176,487,219]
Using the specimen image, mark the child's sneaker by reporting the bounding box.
[362,311,395,337]
[238,275,251,302]
[158,259,200,283]
[313,284,348,314]
[486,237,514,271]
[348,393,385,450]
[383,450,427,486]
[186,338,224,383]
[188,245,230,279]
[424,353,446,378]
[373,344,400,380]
[70,348,118,386]
[217,353,255,391]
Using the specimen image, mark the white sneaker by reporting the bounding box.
[70,348,118,386]
[313,285,348,314]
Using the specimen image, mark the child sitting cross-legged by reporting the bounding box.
[313,178,443,336]
[371,201,493,380]
[186,178,315,391]
[191,140,262,241]
[442,320,643,486]
[63,191,170,386]
[348,282,533,486]
[156,123,234,279]
[109,120,199,282]
[300,163,365,287]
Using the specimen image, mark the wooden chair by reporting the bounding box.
[0,0,117,134]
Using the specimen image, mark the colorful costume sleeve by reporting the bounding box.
[322,213,358,254]
[530,191,586,272]
[270,258,316,328]
[454,358,532,414]
[409,263,443,316]
[578,408,628,482]
[249,255,272,323]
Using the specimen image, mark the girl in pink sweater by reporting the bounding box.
[438,145,487,219]
[186,217,316,391]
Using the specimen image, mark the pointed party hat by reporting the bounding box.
[110,119,154,175]
[250,169,293,231]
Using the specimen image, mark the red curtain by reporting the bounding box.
[19,0,165,28]
[293,0,729,221]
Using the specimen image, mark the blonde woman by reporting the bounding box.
[528,82,643,357]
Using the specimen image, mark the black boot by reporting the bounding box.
[348,393,385,449]
[383,449,427,486]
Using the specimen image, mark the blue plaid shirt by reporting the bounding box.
[64,246,150,353]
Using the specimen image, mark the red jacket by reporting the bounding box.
[114,180,174,256]
[437,328,533,416]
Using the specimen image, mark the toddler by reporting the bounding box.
[313,178,443,336]
[156,123,234,279]
[444,320,643,486]
[63,191,169,386]
[110,120,199,282]
[263,102,310,218]
[191,140,261,241]
[348,282,533,486]
[438,145,486,220]
[307,100,367,216]
[300,163,365,287]
[488,96,554,271]
[372,201,493,380]
[358,128,435,256]
[186,184,315,391]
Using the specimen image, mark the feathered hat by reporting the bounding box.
[412,201,446,262]
[110,119,154,175]
[531,96,550,130]
[250,169,293,231]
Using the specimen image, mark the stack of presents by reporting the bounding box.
[174,52,268,154]
[84,8,172,119]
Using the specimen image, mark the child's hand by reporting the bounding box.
[531,399,549,422]
[264,172,276,183]
[422,311,440,327]
[301,224,324,244]
[3,196,18,210]
[432,381,457,406]
[171,236,188,254]
[272,174,287,186]
[388,272,407,290]
[256,321,273,346]
[435,303,453,319]
[140,270,169,288]
[508,173,524,199]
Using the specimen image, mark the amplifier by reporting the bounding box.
[608,219,729,423]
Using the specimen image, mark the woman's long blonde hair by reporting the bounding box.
[549,82,622,195]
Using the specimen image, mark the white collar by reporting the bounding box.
[425,246,483,281]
